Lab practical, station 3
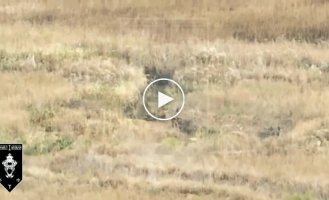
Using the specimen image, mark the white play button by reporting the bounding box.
[143,78,185,121]
[158,91,174,108]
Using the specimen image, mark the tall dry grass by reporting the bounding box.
[0,1,329,200]
[0,0,329,41]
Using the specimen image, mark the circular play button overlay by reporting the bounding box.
[142,78,185,121]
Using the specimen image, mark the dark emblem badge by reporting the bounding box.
[0,144,22,192]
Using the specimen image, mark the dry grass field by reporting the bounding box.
[0,0,329,199]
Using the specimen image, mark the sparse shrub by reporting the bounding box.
[299,57,315,69]
[28,103,59,132]
[34,52,61,72]
[25,136,74,155]
[0,51,30,71]
[172,118,198,135]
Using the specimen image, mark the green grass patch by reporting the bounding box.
[27,103,60,132]
[161,136,183,149]
[25,136,74,155]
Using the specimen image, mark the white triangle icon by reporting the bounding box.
[158,91,174,108]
